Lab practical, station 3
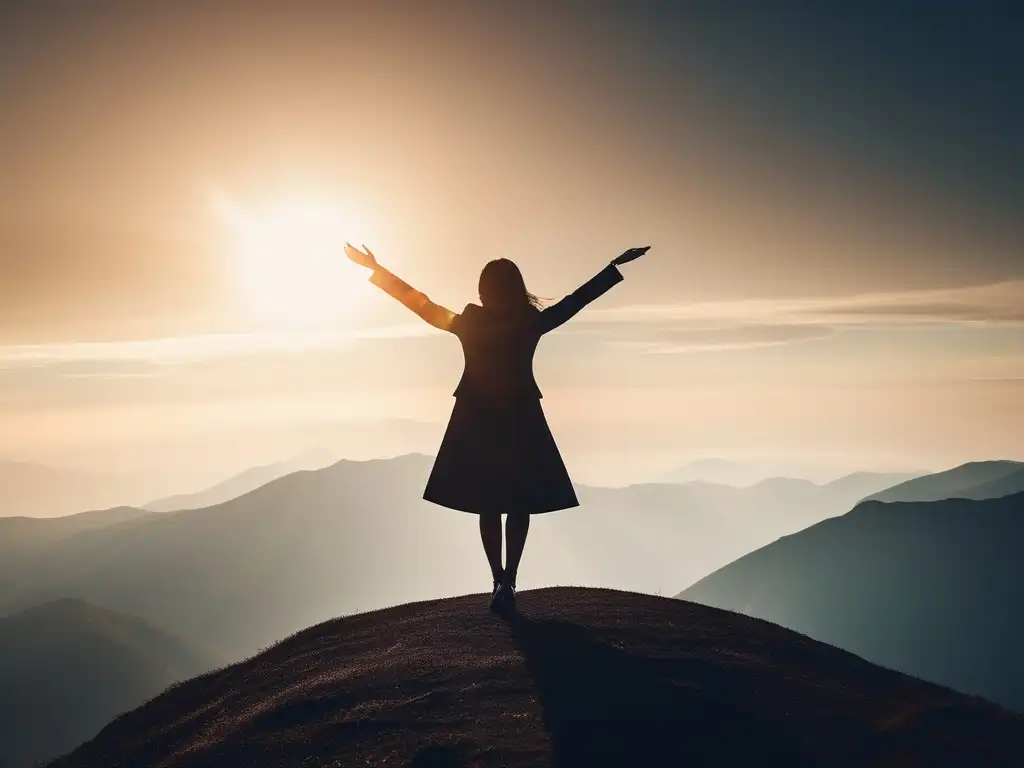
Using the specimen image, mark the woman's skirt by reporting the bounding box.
[423,396,579,515]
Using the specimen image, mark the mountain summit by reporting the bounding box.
[50,588,1023,767]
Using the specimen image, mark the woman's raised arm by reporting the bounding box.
[345,244,459,333]
[537,246,649,334]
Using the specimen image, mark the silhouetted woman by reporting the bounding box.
[345,243,650,612]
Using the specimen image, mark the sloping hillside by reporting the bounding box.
[679,492,1024,714]
[866,460,1023,502]
[50,588,1024,768]
[0,599,219,768]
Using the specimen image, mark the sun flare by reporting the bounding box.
[213,191,375,327]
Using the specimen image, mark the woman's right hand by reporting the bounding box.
[611,246,650,266]
[344,243,378,270]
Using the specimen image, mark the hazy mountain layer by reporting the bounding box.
[579,470,917,553]
[0,506,150,555]
[661,457,919,488]
[0,599,219,768]
[866,460,1024,503]
[0,507,152,594]
[0,462,151,519]
[142,451,346,513]
[0,454,907,661]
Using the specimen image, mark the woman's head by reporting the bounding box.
[478,258,542,311]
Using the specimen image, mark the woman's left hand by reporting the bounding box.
[344,243,378,269]
[611,246,650,266]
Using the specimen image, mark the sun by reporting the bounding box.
[213,190,376,327]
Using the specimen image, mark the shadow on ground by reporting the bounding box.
[504,611,810,767]
[407,744,467,768]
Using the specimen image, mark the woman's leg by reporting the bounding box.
[504,512,531,587]
[478,513,504,586]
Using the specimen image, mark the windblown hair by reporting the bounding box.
[478,258,543,311]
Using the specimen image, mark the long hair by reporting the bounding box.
[478,258,543,312]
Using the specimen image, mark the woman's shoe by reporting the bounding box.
[494,582,516,613]
[489,581,504,613]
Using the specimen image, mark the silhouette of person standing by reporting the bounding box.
[346,243,650,611]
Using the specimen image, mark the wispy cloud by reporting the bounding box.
[572,280,1024,352]
[0,324,434,373]
[2,281,1022,371]
[969,376,1024,387]
[566,321,836,353]
[585,280,1024,324]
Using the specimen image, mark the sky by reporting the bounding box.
[1,1,1022,486]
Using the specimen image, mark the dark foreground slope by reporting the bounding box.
[679,492,1024,714]
[51,589,1024,768]
[0,599,219,768]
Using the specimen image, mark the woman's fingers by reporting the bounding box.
[344,243,375,267]
[612,246,650,265]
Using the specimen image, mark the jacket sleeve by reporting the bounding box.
[369,267,460,333]
[537,264,624,334]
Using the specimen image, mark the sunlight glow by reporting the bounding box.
[212,190,375,327]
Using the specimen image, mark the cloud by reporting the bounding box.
[645,324,836,353]
[2,280,1021,370]
[584,280,1024,324]
[571,280,1024,352]
[565,321,835,353]
[786,282,1024,324]
[0,323,436,373]
[39,360,172,380]
[970,377,1024,387]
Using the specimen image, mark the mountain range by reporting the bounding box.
[5,454,1024,765]
[679,491,1024,714]
[661,457,921,487]
[142,448,339,513]
[0,455,918,661]
[0,506,152,592]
